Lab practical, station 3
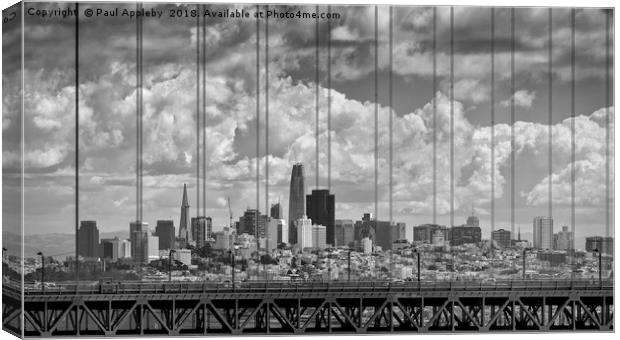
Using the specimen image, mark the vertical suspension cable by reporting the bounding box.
[449,7,455,280]
[74,2,79,282]
[389,6,393,223]
[196,4,201,221]
[265,5,270,217]
[432,7,437,225]
[548,8,553,222]
[450,7,454,229]
[510,8,515,241]
[374,5,378,249]
[605,9,612,239]
[327,5,332,191]
[202,4,207,218]
[315,5,320,190]
[255,4,261,245]
[570,8,576,265]
[136,2,143,225]
[490,8,496,256]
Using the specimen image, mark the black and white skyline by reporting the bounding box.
[2,3,614,252]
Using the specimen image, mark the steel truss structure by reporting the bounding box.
[2,281,614,336]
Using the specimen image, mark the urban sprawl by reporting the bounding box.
[3,163,613,286]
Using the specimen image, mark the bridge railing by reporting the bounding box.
[4,278,613,296]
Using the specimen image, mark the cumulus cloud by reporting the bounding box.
[501,90,536,109]
[5,4,612,233]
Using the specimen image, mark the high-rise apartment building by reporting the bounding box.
[533,216,553,250]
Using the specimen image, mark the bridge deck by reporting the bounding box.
[3,280,614,336]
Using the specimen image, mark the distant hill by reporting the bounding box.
[3,231,128,259]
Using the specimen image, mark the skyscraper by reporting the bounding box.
[147,234,159,261]
[553,226,573,251]
[288,163,306,244]
[237,209,268,239]
[77,221,100,259]
[306,189,335,246]
[191,216,210,248]
[295,216,313,249]
[312,224,327,249]
[100,237,121,261]
[130,221,149,263]
[178,183,191,247]
[533,216,553,250]
[270,202,281,219]
[155,220,175,251]
[335,219,355,247]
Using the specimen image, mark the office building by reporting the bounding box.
[312,224,327,249]
[214,228,233,250]
[432,230,445,246]
[533,216,553,250]
[585,236,613,255]
[354,214,376,244]
[266,218,278,251]
[537,251,568,267]
[296,216,313,249]
[335,219,355,247]
[100,237,121,261]
[270,202,281,219]
[491,229,511,248]
[391,223,407,244]
[288,163,306,244]
[237,209,268,240]
[147,235,159,261]
[414,224,449,243]
[450,225,481,246]
[178,184,192,247]
[155,220,175,251]
[361,237,373,254]
[275,219,288,245]
[191,216,211,248]
[130,221,149,263]
[77,221,100,259]
[554,226,573,251]
[306,189,335,246]
[174,249,192,266]
[120,239,131,258]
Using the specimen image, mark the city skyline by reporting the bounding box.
[2,5,613,254]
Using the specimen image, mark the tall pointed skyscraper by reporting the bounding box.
[178,183,191,248]
[288,163,305,244]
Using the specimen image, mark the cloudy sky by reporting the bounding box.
[2,3,614,251]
